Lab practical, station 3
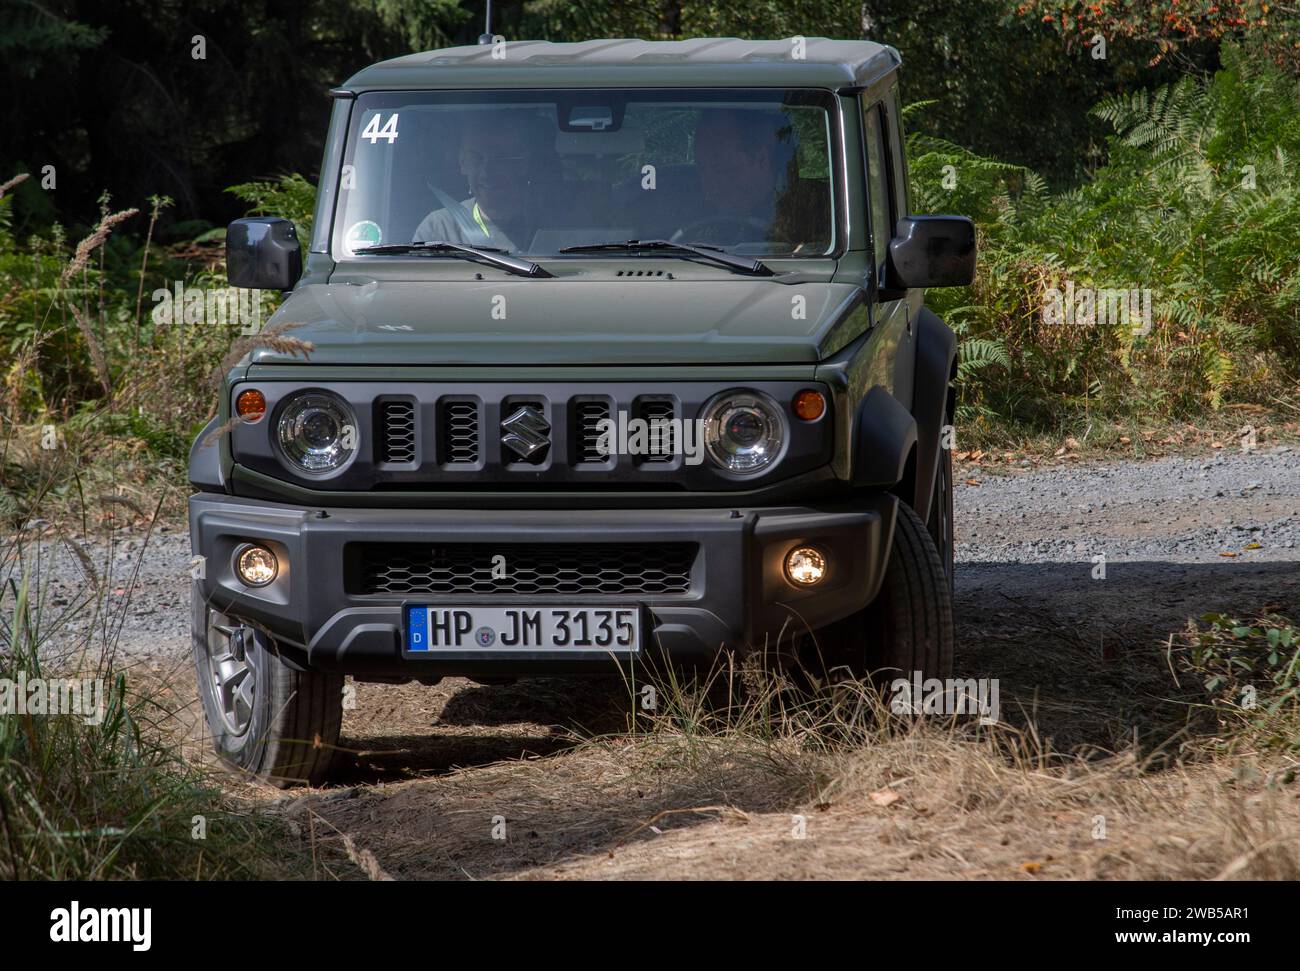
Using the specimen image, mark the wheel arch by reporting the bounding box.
[907,306,958,522]
[189,417,227,492]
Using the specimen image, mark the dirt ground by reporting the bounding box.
[114,448,1300,880]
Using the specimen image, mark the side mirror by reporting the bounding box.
[226,217,302,290]
[886,215,976,289]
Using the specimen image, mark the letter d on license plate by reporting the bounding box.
[406,606,640,653]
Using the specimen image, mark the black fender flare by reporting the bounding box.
[910,306,958,521]
[189,417,226,492]
[851,385,918,488]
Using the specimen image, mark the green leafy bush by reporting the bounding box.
[226,173,317,247]
[0,572,291,879]
[0,176,305,527]
[1174,612,1300,750]
[910,46,1300,434]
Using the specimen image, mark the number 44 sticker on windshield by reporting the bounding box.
[362,113,399,144]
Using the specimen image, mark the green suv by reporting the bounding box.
[190,37,976,785]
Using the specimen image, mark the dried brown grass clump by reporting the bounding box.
[59,207,139,286]
[242,666,1299,882]
[207,320,314,388]
[0,172,29,199]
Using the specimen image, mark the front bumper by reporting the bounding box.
[188,493,897,678]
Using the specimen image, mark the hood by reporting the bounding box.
[249,278,867,367]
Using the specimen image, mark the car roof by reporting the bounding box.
[342,37,900,91]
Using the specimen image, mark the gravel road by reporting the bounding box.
[958,444,1300,563]
[10,446,1300,669]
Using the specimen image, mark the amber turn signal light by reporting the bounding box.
[793,389,826,421]
[236,389,267,421]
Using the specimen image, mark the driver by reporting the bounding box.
[678,109,795,241]
[413,111,557,250]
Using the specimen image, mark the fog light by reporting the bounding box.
[234,544,277,586]
[785,546,827,586]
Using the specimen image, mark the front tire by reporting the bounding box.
[808,501,954,685]
[191,584,343,787]
[927,444,955,594]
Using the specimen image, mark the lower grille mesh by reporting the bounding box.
[352,543,696,595]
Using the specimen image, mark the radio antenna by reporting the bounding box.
[477,0,494,44]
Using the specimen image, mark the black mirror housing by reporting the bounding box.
[226,217,302,290]
[887,215,976,289]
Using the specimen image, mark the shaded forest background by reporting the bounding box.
[0,0,1236,233]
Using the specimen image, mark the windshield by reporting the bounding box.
[332,88,839,261]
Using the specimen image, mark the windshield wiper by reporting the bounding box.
[355,240,549,278]
[559,239,772,276]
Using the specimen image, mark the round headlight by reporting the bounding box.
[276,391,358,474]
[702,389,787,475]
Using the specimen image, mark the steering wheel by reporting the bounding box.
[672,216,770,247]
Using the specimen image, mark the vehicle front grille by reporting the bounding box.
[575,400,611,463]
[350,542,696,596]
[233,381,831,491]
[441,400,479,464]
[637,398,675,463]
[377,399,416,464]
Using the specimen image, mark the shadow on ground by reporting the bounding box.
[957,558,1298,757]
[329,675,632,786]
[286,557,1297,878]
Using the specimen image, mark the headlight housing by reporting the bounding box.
[701,389,787,475]
[275,391,358,474]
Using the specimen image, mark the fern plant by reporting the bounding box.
[909,44,1300,434]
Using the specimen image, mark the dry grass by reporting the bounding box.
[958,406,1300,473]
[0,528,333,880]
[184,655,1300,882]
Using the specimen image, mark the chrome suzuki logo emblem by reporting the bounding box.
[501,404,550,461]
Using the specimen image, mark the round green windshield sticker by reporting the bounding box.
[344,220,382,254]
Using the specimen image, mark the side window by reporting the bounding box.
[862,100,893,283]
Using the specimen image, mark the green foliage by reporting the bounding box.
[1,0,1201,231]
[0,570,306,879]
[0,174,263,527]
[372,0,471,49]
[1175,612,1300,750]
[911,46,1300,431]
[226,173,318,244]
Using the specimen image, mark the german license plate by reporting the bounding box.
[405,606,640,653]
